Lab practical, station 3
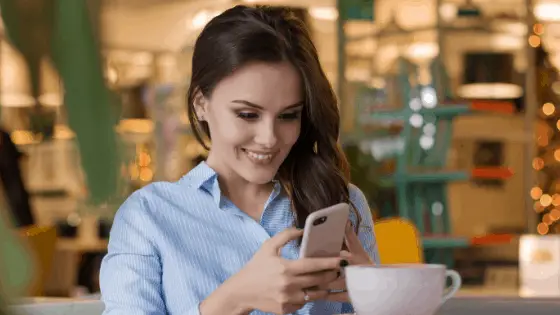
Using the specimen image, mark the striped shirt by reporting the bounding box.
[100,162,379,315]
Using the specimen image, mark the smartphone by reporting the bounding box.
[299,203,350,258]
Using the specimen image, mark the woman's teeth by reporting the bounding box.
[244,150,273,163]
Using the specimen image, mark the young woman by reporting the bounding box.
[100,5,379,315]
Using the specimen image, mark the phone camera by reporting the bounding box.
[312,216,328,226]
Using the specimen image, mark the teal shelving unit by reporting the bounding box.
[336,0,519,267]
[349,57,515,267]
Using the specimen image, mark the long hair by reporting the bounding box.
[186,5,360,231]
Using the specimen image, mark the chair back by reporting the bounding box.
[18,225,57,296]
[374,217,424,264]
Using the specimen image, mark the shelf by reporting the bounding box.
[423,236,470,249]
[366,102,514,123]
[422,234,516,249]
[380,171,470,185]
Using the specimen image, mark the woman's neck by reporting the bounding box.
[205,155,274,207]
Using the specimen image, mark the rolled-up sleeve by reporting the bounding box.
[100,192,168,315]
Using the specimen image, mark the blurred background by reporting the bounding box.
[2,0,560,309]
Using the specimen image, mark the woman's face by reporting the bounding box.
[196,61,303,184]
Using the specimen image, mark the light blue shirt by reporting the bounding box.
[100,162,379,315]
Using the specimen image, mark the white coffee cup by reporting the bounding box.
[345,264,462,315]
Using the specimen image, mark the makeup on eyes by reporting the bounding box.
[234,109,302,121]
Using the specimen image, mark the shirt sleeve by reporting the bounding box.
[341,184,380,314]
[348,183,380,263]
[99,191,201,315]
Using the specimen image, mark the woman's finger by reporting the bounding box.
[327,274,345,290]
[339,250,352,260]
[290,287,330,304]
[290,270,339,289]
[286,257,341,275]
[344,222,374,265]
[326,290,350,303]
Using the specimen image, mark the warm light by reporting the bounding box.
[405,42,439,63]
[10,130,35,146]
[540,194,552,207]
[534,201,545,212]
[457,83,523,99]
[534,23,545,35]
[533,157,545,170]
[531,187,543,200]
[137,152,151,167]
[543,213,553,225]
[39,93,62,107]
[106,66,118,85]
[191,10,221,29]
[1,41,34,107]
[308,6,338,21]
[537,135,549,147]
[537,222,549,235]
[535,3,560,22]
[553,82,560,94]
[117,119,155,134]
[542,102,555,115]
[129,164,139,180]
[553,194,560,206]
[139,167,153,182]
[550,53,560,70]
[555,149,560,161]
[550,208,560,221]
[529,35,541,47]
[548,209,560,221]
[39,58,63,107]
[439,3,458,22]
[53,124,75,140]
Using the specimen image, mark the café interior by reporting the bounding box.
[2,0,560,314]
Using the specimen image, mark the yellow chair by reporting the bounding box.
[374,217,424,264]
[17,225,57,296]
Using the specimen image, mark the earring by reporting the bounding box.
[313,141,318,154]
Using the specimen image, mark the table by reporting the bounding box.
[9,297,104,315]
[438,296,560,315]
[339,288,560,315]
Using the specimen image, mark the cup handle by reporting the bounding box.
[442,270,462,302]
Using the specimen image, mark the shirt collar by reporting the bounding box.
[190,162,216,188]
[184,161,283,207]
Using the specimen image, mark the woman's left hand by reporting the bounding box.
[326,222,374,302]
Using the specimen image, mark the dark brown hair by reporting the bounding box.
[186,5,360,231]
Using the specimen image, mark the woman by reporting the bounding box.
[100,5,379,315]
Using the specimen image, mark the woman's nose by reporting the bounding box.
[254,121,277,148]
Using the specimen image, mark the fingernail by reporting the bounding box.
[340,259,349,267]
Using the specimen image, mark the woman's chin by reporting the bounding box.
[239,168,279,185]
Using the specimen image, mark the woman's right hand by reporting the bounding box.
[232,227,343,314]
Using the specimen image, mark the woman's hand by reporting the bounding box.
[222,227,343,315]
[327,222,374,302]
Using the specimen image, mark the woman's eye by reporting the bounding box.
[279,112,300,120]
[237,112,259,120]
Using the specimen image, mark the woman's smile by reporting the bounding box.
[241,148,276,165]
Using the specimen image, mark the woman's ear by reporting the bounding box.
[193,90,208,121]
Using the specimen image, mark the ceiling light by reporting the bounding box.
[535,2,560,21]
[309,6,338,21]
[191,10,221,29]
